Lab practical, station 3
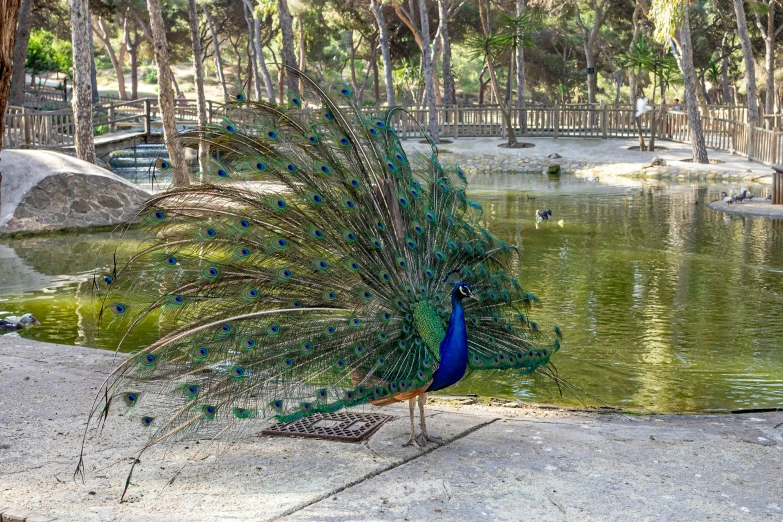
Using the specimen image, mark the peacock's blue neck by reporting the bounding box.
[427,294,469,392]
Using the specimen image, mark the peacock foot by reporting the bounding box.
[402,434,421,448]
[417,431,443,445]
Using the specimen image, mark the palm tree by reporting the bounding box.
[619,35,681,151]
[465,32,519,147]
[496,10,535,134]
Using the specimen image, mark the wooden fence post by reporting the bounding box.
[601,102,607,139]
[144,98,151,135]
[109,103,116,134]
[553,103,559,139]
[23,108,31,146]
[453,105,458,139]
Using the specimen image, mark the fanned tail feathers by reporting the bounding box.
[82,69,561,471]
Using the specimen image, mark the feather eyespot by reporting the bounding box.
[111,303,126,315]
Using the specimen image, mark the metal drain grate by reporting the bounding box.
[262,411,394,442]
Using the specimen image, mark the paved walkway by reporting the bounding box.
[1,337,781,521]
[409,137,775,181]
[708,198,783,218]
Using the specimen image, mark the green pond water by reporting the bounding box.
[1,173,782,413]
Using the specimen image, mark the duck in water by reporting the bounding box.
[0,313,42,332]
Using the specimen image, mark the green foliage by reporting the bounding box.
[26,29,72,77]
[141,68,158,84]
[618,35,680,101]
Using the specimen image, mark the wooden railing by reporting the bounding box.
[4,98,783,166]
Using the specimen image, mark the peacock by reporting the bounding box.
[79,69,561,497]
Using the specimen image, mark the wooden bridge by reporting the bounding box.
[3,94,782,166]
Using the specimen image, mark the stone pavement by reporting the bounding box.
[1,337,781,521]
[407,137,775,182]
[708,198,783,218]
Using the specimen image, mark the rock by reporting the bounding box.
[650,156,667,166]
[547,153,562,159]
[547,165,561,175]
[0,149,150,235]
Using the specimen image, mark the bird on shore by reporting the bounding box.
[79,69,562,497]
[739,187,754,201]
[721,191,734,205]
[0,313,41,332]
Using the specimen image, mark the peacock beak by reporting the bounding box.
[31,316,41,325]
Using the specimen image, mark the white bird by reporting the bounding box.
[583,176,599,182]
[635,97,653,118]
[721,191,734,205]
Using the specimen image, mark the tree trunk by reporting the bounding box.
[147,0,189,186]
[733,0,760,126]
[93,16,127,100]
[187,0,208,175]
[418,0,439,142]
[254,16,275,103]
[297,14,306,78]
[679,11,709,163]
[720,32,732,104]
[1,0,22,152]
[203,4,228,102]
[68,0,96,163]
[277,0,298,92]
[628,1,641,102]
[516,0,527,133]
[755,2,777,128]
[242,0,263,101]
[370,0,395,106]
[89,22,99,103]
[479,0,516,146]
[8,0,32,107]
[373,54,380,104]
[127,26,139,100]
[585,42,597,104]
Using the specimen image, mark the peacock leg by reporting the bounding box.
[417,393,442,444]
[402,397,420,447]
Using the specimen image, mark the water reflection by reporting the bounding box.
[1,173,781,412]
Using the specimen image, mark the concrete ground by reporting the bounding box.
[410,137,774,181]
[1,337,782,522]
[708,198,783,218]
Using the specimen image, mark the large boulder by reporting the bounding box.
[0,149,150,235]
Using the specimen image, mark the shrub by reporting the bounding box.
[141,68,158,84]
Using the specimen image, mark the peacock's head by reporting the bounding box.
[452,282,477,302]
